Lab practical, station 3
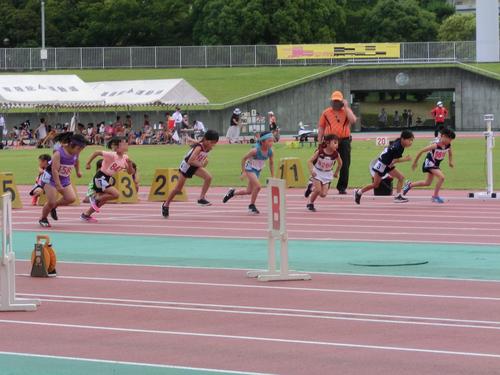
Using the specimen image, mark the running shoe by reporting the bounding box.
[394,194,409,203]
[354,189,362,205]
[248,204,260,215]
[80,213,98,223]
[47,269,57,277]
[223,188,235,203]
[306,203,316,212]
[89,194,100,213]
[50,208,58,221]
[197,198,212,206]
[402,180,412,196]
[431,196,445,204]
[304,182,313,198]
[39,218,51,228]
[161,203,169,218]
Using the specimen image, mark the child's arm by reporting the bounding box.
[51,152,63,191]
[86,150,104,169]
[241,149,257,175]
[125,157,134,175]
[75,159,82,178]
[334,154,343,178]
[411,145,435,170]
[187,147,206,168]
[448,148,454,168]
[307,150,320,177]
[268,154,274,178]
[392,155,412,165]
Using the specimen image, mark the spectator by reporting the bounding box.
[114,115,125,137]
[431,101,448,137]
[0,114,5,148]
[317,90,357,194]
[377,108,387,128]
[86,123,95,144]
[408,109,413,128]
[226,108,241,144]
[268,111,279,141]
[193,120,206,140]
[103,121,115,143]
[172,107,183,137]
[35,118,48,148]
[402,109,408,127]
[393,110,400,127]
[140,121,153,144]
[70,113,77,132]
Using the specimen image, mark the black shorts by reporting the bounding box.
[422,159,440,174]
[372,166,394,177]
[92,170,115,193]
[179,166,198,179]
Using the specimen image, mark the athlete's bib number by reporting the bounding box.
[179,160,190,174]
[372,160,387,173]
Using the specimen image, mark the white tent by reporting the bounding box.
[89,79,209,106]
[0,75,104,107]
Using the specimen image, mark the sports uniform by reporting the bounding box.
[371,139,405,177]
[311,147,339,185]
[422,142,451,173]
[179,143,209,178]
[90,151,130,194]
[244,142,273,178]
[41,145,78,187]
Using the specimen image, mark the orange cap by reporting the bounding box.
[331,91,343,101]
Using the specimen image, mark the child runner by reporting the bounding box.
[161,129,219,218]
[222,131,274,214]
[81,137,134,222]
[29,154,51,205]
[38,133,87,227]
[403,128,455,203]
[304,134,343,212]
[355,130,414,205]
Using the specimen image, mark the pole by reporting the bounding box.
[41,1,46,71]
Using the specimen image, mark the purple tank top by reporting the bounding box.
[50,145,78,187]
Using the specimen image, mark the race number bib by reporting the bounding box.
[372,160,387,173]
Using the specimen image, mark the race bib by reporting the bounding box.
[373,160,387,173]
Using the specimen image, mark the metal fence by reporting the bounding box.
[0,41,478,70]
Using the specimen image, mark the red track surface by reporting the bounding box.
[3,186,500,374]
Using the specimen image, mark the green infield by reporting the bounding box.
[0,136,494,189]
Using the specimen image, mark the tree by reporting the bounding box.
[417,0,455,23]
[437,13,475,41]
[364,0,439,42]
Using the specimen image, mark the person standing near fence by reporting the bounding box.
[317,91,356,195]
[431,101,448,137]
[0,114,5,148]
[226,108,241,144]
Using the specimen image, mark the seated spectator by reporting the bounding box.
[103,121,115,143]
[193,120,206,140]
[41,125,57,148]
[140,122,153,144]
[85,123,95,144]
[114,115,125,137]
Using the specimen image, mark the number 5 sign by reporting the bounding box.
[0,172,22,208]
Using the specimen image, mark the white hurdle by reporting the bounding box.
[469,114,498,199]
[0,193,40,312]
[247,178,311,282]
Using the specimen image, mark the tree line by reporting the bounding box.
[0,0,476,48]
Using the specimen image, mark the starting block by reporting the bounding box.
[109,171,139,203]
[31,235,57,277]
[148,168,187,202]
[38,181,80,206]
[1,193,40,311]
[246,178,311,282]
[0,172,22,209]
[278,157,306,188]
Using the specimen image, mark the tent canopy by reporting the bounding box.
[0,75,104,108]
[89,79,209,106]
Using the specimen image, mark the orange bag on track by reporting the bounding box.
[31,235,57,277]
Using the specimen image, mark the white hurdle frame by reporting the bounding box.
[0,193,40,311]
[247,178,311,282]
[469,114,498,199]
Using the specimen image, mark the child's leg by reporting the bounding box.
[308,179,323,204]
[194,168,212,200]
[430,169,445,197]
[409,173,434,189]
[85,186,119,216]
[244,172,261,205]
[56,185,76,207]
[388,169,405,194]
[163,175,187,206]
[234,172,257,196]
[319,183,330,198]
[360,174,382,194]
[41,185,58,219]
[32,187,43,197]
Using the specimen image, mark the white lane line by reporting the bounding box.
[0,351,270,375]
[20,293,500,330]
[18,274,500,301]
[1,319,500,359]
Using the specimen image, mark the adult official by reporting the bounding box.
[431,101,448,137]
[317,91,357,194]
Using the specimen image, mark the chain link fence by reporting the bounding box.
[0,42,478,71]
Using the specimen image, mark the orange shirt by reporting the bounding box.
[318,107,350,138]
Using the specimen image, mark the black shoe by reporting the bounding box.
[161,204,169,218]
[394,194,409,203]
[48,269,57,277]
[39,218,51,228]
[223,188,235,203]
[338,190,347,195]
[248,204,260,215]
[306,203,316,212]
[197,198,212,206]
[304,182,313,198]
[354,189,362,205]
[50,208,58,221]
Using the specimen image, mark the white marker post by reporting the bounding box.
[247,178,311,282]
[0,193,40,311]
[469,114,498,199]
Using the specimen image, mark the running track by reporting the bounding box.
[1,187,500,374]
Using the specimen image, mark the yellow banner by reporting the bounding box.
[277,43,400,59]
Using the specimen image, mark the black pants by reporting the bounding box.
[434,123,445,137]
[336,137,351,192]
